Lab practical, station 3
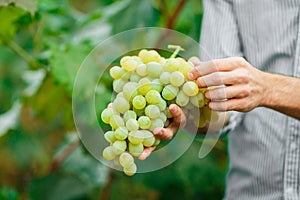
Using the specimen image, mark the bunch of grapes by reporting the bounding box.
[100,45,216,176]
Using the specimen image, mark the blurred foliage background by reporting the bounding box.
[0,0,228,199]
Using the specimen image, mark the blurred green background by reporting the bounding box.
[0,0,228,199]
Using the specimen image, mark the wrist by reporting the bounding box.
[259,71,274,108]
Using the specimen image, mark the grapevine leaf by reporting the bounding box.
[107,0,159,34]
[0,6,23,44]
[49,42,93,95]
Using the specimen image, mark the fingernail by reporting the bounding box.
[170,105,177,112]
[153,127,162,135]
[188,72,194,80]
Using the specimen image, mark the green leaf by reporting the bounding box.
[0,6,23,44]
[107,0,159,34]
[50,42,93,95]
[0,0,37,15]
[0,186,19,200]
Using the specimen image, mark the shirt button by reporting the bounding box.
[290,142,297,151]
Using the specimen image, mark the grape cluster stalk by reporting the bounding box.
[101,45,218,176]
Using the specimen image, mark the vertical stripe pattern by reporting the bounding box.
[200,0,300,200]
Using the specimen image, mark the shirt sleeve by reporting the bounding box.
[199,0,244,135]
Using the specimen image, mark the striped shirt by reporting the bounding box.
[200,0,300,199]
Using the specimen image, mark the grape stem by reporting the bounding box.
[168,45,185,58]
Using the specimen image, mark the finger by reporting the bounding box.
[188,58,240,80]
[153,127,174,141]
[195,71,237,87]
[138,146,156,160]
[208,98,247,112]
[169,104,186,126]
[188,56,201,66]
[205,86,250,101]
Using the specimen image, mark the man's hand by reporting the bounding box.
[138,104,186,160]
[188,57,268,112]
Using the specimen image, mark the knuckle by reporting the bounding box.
[235,57,246,66]
[196,77,203,86]
[212,60,221,70]
[240,86,250,97]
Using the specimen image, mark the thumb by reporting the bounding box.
[169,104,186,125]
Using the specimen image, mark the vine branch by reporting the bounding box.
[50,138,80,172]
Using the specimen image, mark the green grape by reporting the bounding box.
[126,119,139,131]
[145,90,161,104]
[145,105,160,119]
[120,56,139,71]
[163,58,180,72]
[162,84,179,100]
[136,63,148,77]
[110,115,124,129]
[182,81,199,96]
[138,116,151,129]
[110,66,125,79]
[116,92,124,99]
[115,127,128,140]
[123,110,137,122]
[130,73,141,82]
[132,95,146,110]
[160,72,170,85]
[165,108,173,118]
[178,61,194,79]
[113,97,130,114]
[176,90,189,106]
[101,108,113,124]
[159,112,167,122]
[133,107,145,117]
[113,156,121,168]
[137,78,152,95]
[121,71,132,80]
[167,99,176,106]
[103,146,116,160]
[197,114,207,128]
[170,71,185,87]
[132,55,143,63]
[164,119,170,127]
[113,79,127,93]
[123,82,138,101]
[128,142,144,157]
[159,57,166,65]
[149,118,164,131]
[154,137,161,146]
[151,79,163,92]
[112,140,127,155]
[128,130,144,144]
[156,98,167,111]
[190,92,205,108]
[139,49,160,64]
[104,131,116,143]
[202,106,212,121]
[119,152,134,168]
[123,163,137,176]
[142,130,155,147]
[146,62,163,78]
[210,111,220,122]
[188,56,200,65]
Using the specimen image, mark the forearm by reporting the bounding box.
[262,72,300,120]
